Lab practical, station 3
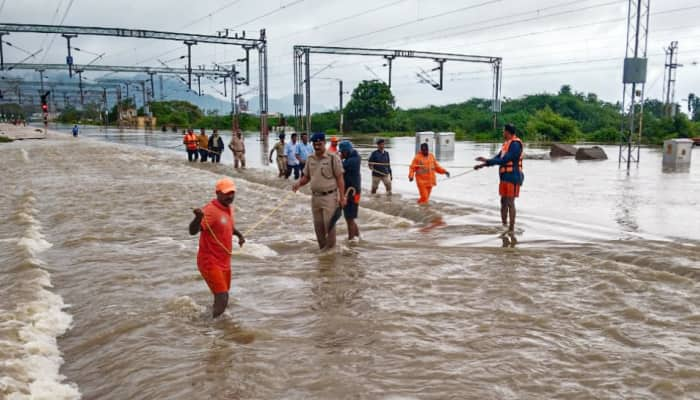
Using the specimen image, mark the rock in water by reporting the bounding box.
[523,153,550,160]
[575,146,608,160]
[550,143,577,157]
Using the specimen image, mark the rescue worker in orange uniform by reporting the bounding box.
[189,178,245,318]
[327,136,339,154]
[183,129,199,162]
[475,123,524,234]
[409,143,450,204]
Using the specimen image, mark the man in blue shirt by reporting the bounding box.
[367,138,392,195]
[296,132,314,176]
[284,133,300,180]
[339,140,361,240]
[475,123,524,234]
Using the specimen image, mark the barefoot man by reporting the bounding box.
[189,178,245,318]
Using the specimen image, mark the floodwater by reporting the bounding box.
[1,124,699,399]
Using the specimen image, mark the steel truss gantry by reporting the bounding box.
[0,79,121,110]
[293,45,502,132]
[0,22,270,135]
[4,62,231,77]
[619,0,650,170]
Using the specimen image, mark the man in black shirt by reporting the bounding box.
[367,139,392,195]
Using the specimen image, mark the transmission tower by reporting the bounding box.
[619,0,650,171]
[662,41,680,117]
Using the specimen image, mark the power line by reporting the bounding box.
[274,0,410,39]
[37,0,66,60]
[1,40,36,56]
[266,0,625,72]
[327,0,503,45]
[178,0,245,30]
[384,0,585,46]
[392,3,700,53]
[39,0,75,63]
[398,0,625,47]
[230,0,306,30]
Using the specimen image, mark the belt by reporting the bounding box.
[312,188,337,196]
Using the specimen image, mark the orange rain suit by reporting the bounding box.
[197,199,235,294]
[408,152,447,204]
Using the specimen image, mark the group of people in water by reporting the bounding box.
[182,128,245,166]
[188,124,525,317]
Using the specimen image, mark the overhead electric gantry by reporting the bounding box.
[293,45,502,132]
[0,22,269,135]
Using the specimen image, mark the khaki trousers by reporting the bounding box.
[371,175,392,194]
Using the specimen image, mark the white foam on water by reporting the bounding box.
[232,242,279,258]
[20,148,29,163]
[165,296,206,319]
[1,192,81,400]
[142,236,187,250]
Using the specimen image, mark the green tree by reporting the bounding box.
[525,106,582,142]
[688,93,700,122]
[344,80,395,132]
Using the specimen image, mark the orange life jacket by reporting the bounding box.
[498,136,523,174]
[184,133,198,150]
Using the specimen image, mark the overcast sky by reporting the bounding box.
[1,0,699,112]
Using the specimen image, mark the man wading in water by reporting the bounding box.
[292,133,346,250]
[474,123,524,234]
[189,178,245,318]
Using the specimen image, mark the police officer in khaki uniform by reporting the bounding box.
[292,133,346,250]
[228,130,246,169]
[268,133,287,177]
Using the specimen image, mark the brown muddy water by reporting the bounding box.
[1,124,699,399]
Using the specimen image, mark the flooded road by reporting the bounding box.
[1,124,699,399]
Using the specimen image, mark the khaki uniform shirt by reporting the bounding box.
[274,142,285,158]
[230,136,245,152]
[303,151,343,193]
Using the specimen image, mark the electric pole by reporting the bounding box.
[0,31,7,70]
[662,41,681,117]
[62,34,77,77]
[184,40,196,90]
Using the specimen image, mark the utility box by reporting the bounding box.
[435,131,455,161]
[663,139,693,166]
[623,57,647,84]
[415,131,435,153]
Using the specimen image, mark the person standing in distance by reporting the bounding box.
[197,128,209,163]
[285,133,300,180]
[183,128,199,162]
[296,132,313,177]
[269,133,287,177]
[229,130,246,169]
[368,138,392,195]
[208,129,225,163]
